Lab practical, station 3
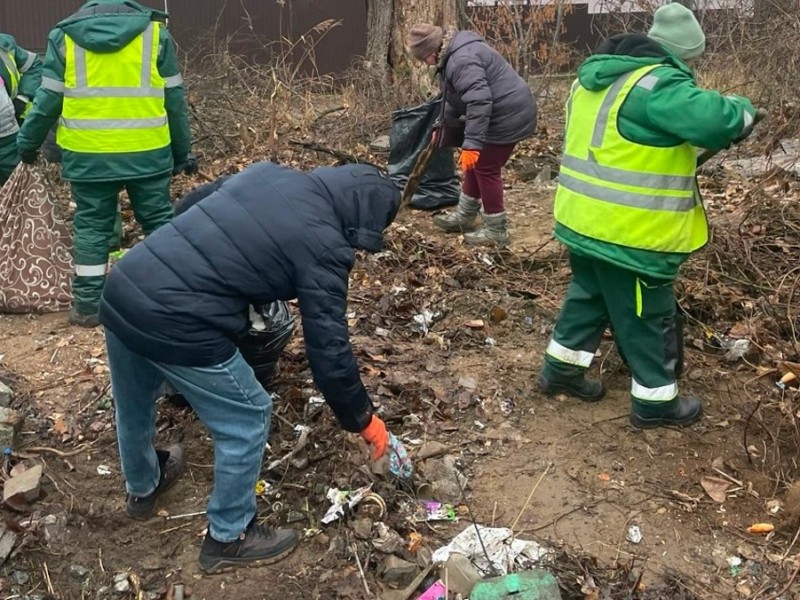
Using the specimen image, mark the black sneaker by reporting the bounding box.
[630,396,703,429]
[126,445,185,520]
[198,520,299,574]
[537,374,606,402]
[69,307,100,328]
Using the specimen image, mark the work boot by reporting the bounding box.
[537,374,606,402]
[630,396,703,429]
[433,193,480,233]
[198,519,299,574]
[68,306,100,328]
[127,445,186,520]
[464,211,509,246]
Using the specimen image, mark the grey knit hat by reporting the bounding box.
[407,24,444,61]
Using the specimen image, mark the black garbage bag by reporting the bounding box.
[164,301,296,407]
[237,301,296,384]
[388,97,460,210]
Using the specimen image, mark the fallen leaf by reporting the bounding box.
[52,419,69,436]
[747,523,775,534]
[598,471,611,482]
[701,476,732,503]
[489,306,508,323]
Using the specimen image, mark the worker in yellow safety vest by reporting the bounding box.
[17,0,194,328]
[538,4,758,428]
[0,32,42,184]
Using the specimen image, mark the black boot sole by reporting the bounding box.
[198,543,298,574]
[537,376,606,403]
[629,406,703,429]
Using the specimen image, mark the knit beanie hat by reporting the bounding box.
[648,3,705,61]
[407,24,444,61]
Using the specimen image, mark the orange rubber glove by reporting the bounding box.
[360,415,389,461]
[459,149,480,172]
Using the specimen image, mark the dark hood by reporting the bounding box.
[309,164,400,252]
[60,0,165,52]
[578,33,691,92]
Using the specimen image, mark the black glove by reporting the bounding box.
[183,152,198,175]
[173,153,198,176]
[18,148,38,165]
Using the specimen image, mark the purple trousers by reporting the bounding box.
[462,143,516,214]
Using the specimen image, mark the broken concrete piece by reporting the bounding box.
[0,523,17,565]
[380,555,418,588]
[0,381,12,407]
[3,464,43,506]
[0,406,22,451]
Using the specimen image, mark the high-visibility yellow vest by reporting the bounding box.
[0,51,20,98]
[58,22,171,154]
[554,64,708,254]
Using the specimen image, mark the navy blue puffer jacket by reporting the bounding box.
[99,162,400,432]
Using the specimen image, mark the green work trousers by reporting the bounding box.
[71,174,172,314]
[542,253,683,405]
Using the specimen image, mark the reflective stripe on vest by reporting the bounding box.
[554,64,708,254]
[0,51,20,98]
[58,22,170,154]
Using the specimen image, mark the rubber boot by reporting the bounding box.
[433,193,480,233]
[464,211,509,246]
[630,395,703,429]
[537,373,606,402]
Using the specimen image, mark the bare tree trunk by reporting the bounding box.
[365,0,393,84]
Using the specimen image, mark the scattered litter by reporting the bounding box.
[417,580,447,600]
[113,573,131,593]
[626,525,642,544]
[485,337,497,346]
[375,327,390,337]
[255,480,274,496]
[766,499,783,514]
[305,395,325,418]
[471,569,562,600]
[431,525,548,576]
[719,337,750,362]
[747,523,774,534]
[412,310,436,334]
[465,319,485,329]
[500,399,514,416]
[372,522,404,553]
[441,553,482,596]
[96,465,112,476]
[727,555,743,577]
[474,420,486,430]
[415,500,457,522]
[776,371,797,390]
[407,531,423,554]
[321,484,373,524]
[388,433,413,479]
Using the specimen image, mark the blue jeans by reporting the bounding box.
[105,329,272,542]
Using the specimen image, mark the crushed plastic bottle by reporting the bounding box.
[388,433,413,479]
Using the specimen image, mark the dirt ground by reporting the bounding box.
[1,177,799,600]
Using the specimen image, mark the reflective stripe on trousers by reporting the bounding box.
[75,263,108,277]
[545,339,594,368]
[631,379,678,402]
